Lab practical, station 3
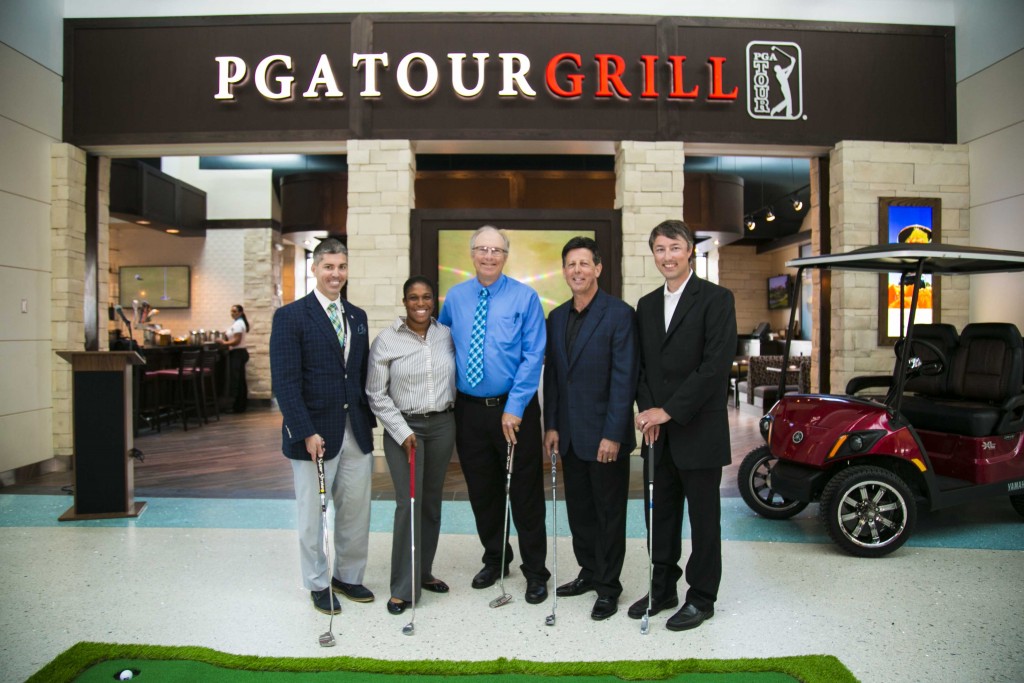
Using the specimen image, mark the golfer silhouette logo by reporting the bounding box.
[746,41,803,121]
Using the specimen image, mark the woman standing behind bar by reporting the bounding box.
[366,277,457,614]
[218,304,249,413]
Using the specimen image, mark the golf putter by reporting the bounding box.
[489,442,515,609]
[641,432,656,636]
[544,448,558,627]
[316,455,337,647]
[402,445,417,636]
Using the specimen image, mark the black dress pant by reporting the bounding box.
[562,443,629,599]
[642,431,722,612]
[454,393,549,582]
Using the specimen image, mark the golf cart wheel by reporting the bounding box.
[1011,494,1024,519]
[819,466,916,558]
[737,445,809,520]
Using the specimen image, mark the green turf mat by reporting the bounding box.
[28,642,858,683]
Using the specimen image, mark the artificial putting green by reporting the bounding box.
[28,642,858,683]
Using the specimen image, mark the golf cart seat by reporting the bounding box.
[846,323,960,397]
[901,322,1024,436]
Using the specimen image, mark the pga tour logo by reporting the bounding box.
[746,41,804,120]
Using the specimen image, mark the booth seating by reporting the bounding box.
[900,322,1024,437]
[737,354,811,409]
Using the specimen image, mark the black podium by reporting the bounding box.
[56,351,147,521]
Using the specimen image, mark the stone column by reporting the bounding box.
[51,144,88,457]
[829,141,969,391]
[346,139,416,336]
[242,227,280,400]
[615,141,685,306]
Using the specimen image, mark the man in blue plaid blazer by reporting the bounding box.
[543,236,639,621]
[270,238,377,615]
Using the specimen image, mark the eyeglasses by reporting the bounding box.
[472,246,508,256]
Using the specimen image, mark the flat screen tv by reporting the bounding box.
[119,265,191,309]
[767,274,792,311]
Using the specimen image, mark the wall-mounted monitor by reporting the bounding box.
[767,274,792,311]
[119,265,191,309]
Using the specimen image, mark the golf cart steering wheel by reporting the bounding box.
[893,337,947,378]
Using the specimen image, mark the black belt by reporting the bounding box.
[457,391,508,408]
[402,406,454,419]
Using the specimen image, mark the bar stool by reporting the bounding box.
[197,345,221,423]
[148,349,204,431]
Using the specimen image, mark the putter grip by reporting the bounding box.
[409,445,416,499]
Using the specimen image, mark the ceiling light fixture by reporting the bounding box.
[746,217,756,231]
[792,197,804,212]
[765,208,776,222]
[165,228,180,234]
[136,219,151,226]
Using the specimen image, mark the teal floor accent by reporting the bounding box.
[2,493,1020,550]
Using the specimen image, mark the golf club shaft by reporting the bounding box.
[409,444,416,630]
[316,456,335,642]
[495,443,514,602]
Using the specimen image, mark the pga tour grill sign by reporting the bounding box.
[213,41,803,121]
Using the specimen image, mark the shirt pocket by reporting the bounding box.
[491,313,522,347]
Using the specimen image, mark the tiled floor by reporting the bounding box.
[2,405,1023,682]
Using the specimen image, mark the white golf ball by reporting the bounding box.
[118,670,134,680]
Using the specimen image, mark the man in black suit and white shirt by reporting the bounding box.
[630,220,737,632]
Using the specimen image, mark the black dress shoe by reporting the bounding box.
[471,565,509,589]
[555,577,595,597]
[311,588,341,615]
[525,579,548,604]
[386,598,411,615]
[591,596,618,621]
[331,579,375,602]
[627,594,679,619]
[666,603,714,631]
[422,578,450,593]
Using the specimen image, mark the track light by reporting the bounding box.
[746,217,756,231]
[791,197,804,212]
[765,208,776,222]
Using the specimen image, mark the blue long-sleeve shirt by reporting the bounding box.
[438,274,546,418]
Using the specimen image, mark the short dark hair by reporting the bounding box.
[561,236,602,266]
[312,237,348,265]
[403,275,436,299]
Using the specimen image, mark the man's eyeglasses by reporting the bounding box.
[472,246,508,256]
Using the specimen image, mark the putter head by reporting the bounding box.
[545,614,556,626]
[402,623,415,636]
[640,612,650,635]
[319,631,336,647]
[489,593,513,608]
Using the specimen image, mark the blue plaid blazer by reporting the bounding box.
[543,289,639,461]
[269,291,376,460]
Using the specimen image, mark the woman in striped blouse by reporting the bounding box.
[366,276,458,615]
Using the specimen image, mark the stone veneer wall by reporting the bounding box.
[242,227,279,400]
[615,141,685,306]
[50,144,87,457]
[829,141,970,390]
[345,139,416,336]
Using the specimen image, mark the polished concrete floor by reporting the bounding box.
[2,404,1023,682]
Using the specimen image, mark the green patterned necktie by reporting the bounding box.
[327,301,346,348]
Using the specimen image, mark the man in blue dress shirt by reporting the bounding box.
[438,225,551,604]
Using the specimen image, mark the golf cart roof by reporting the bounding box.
[786,243,1024,275]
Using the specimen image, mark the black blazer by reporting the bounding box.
[636,276,737,470]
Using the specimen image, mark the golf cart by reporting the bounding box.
[737,243,1024,557]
